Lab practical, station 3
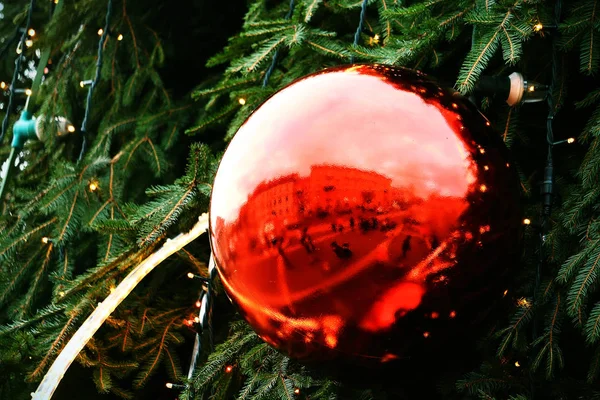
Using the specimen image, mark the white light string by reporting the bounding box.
[31,213,210,400]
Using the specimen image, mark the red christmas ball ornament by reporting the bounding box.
[209,64,522,364]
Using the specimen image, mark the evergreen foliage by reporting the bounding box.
[3,0,600,398]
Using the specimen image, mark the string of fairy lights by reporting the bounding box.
[77,0,112,162]
[0,0,35,145]
[0,0,125,200]
[0,0,577,397]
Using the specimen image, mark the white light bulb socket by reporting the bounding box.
[507,72,524,106]
[34,115,76,142]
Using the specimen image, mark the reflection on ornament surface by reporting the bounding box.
[209,64,522,363]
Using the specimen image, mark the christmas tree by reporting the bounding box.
[1,0,600,399]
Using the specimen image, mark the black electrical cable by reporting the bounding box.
[77,0,112,163]
[530,2,561,399]
[262,0,295,88]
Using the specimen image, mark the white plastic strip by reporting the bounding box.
[32,213,210,400]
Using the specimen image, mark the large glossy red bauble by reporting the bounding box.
[209,64,522,364]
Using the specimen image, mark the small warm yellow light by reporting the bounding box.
[25,89,32,96]
[485,121,491,126]
[517,298,530,308]
[534,23,543,32]
[374,34,380,41]
[479,184,487,193]
[506,162,510,167]
[166,383,173,389]
[89,182,98,192]
[194,316,200,323]
[67,125,76,133]
[479,148,485,154]
[225,365,233,373]
[16,47,22,54]
[294,388,300,395]
[28,29,36,37]
[109,285,115,293]
[503,289,508,297]
[449,310,456,318]
[528,85,535,92]
[59,291,65,297]
[44,67,49,74]
[523,218,531,225]
[567,137,575,144]
[238,98,246,105]
[79,81,85,88]
[25,39,33,48]
[0,82,6,89]
[452,103,458,109]
[42,237,49,244]
[423,331,430,338]
[98,28,104,36]
[515,361,521,367]
[117,34,124,41]
[187,272,194,279]
[54,0,59,4]
[484,165,489,171]
[195,300,201,308]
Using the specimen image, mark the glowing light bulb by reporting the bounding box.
[483,165,489,171]
[423,332,430,338]
[59,291,65,297]
[479,148,485,154]
[42,237,49,244]
[25,39,33,48]
[16,47,22,54]
[294,388,300,395]
[195,300,201,308]
[44,67,49,74]
[0,82,6,89]
[109,285,115,293]
[54,0,59,4]
[517,298,530,308]
[187,272,194,279]
[449,311,456,318]
[25,89,32,96]
[67,125,76,133]
[485,121,491,126]
[166,383,173,388]
[451,103,458,109]
[528,85,535,92]
[523,218,531,225]
[28,29,36,37]
[194,316,200,323]
[97,28,104,36]
[479,184,487,193]
[534,23,543,32]
[515,361,521,367]
[89,181,98,192]
[430,312,439,319]
[567,137,575,144]
[117,34,124,41]
[225,365,233,373]
[238,98,246,105]
[80,81,85,88]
